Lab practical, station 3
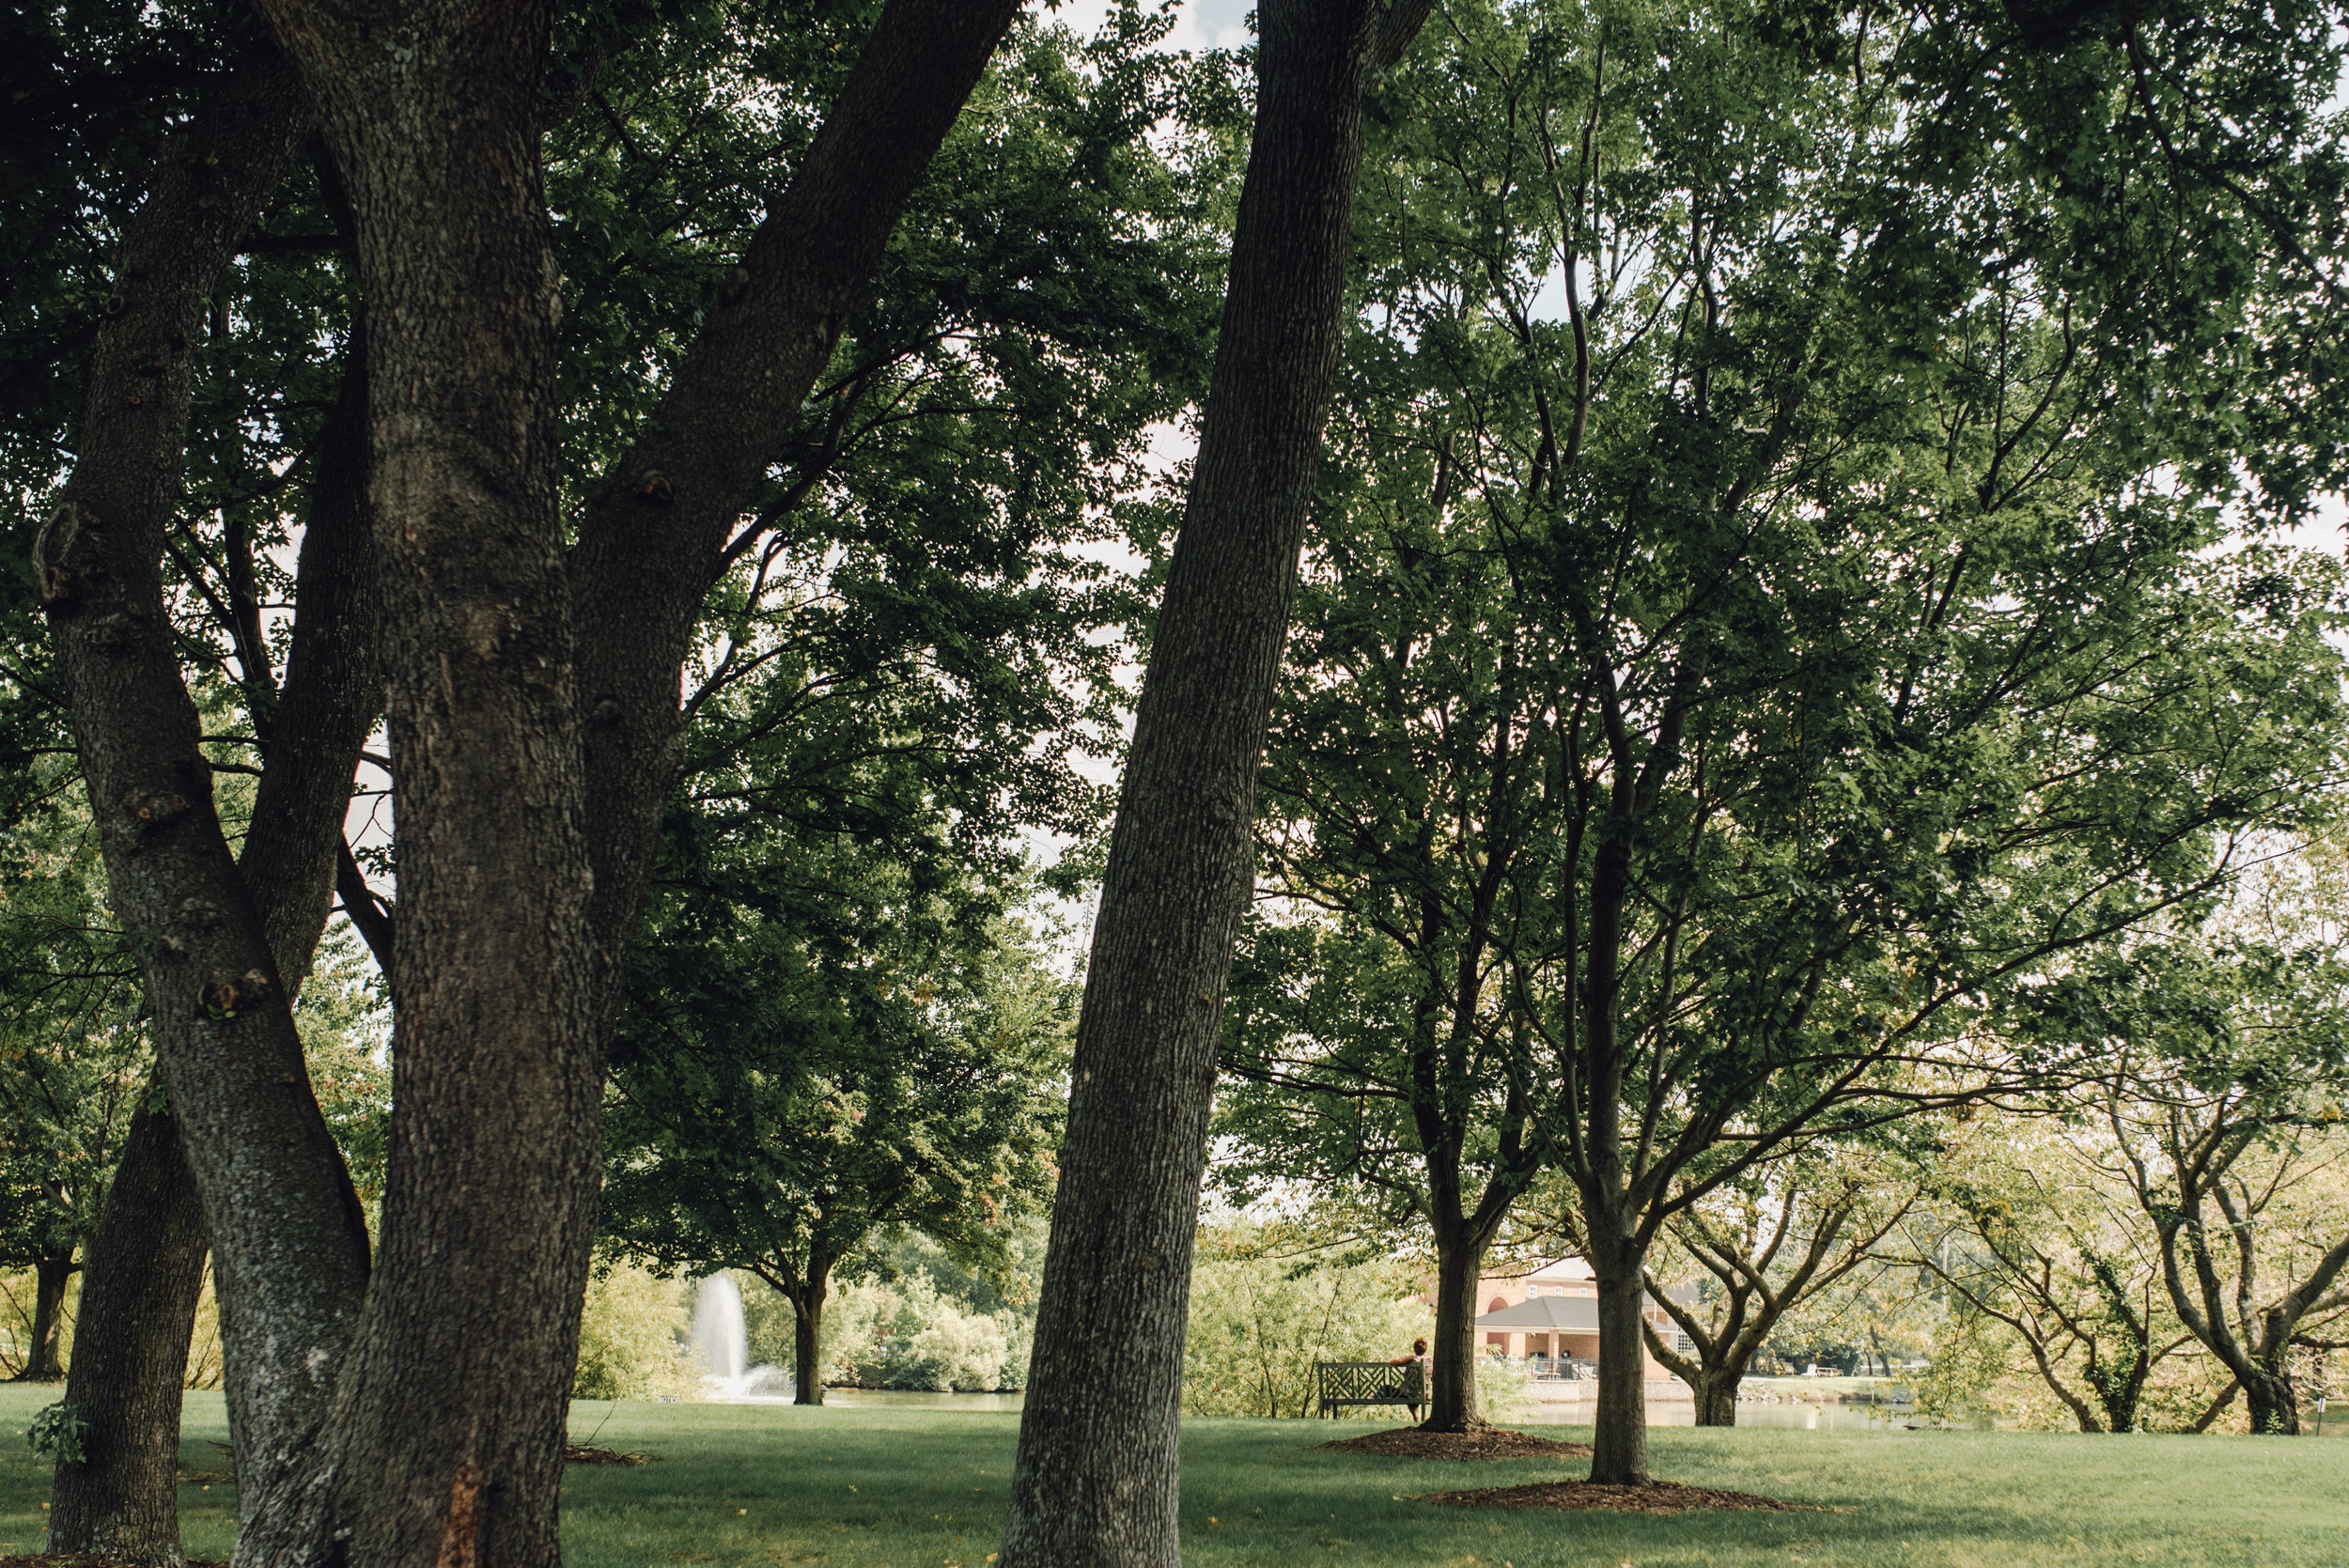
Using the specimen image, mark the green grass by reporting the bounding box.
[0,1385,2342,1566]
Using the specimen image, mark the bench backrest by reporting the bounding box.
[1315,1360,1423,1403]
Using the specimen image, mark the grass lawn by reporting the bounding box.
[0,1385,2341,1566]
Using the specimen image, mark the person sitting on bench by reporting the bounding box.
[1387,1338,1431,1421]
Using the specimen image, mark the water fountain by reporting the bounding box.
[692,1274,748,1393]
[690,1274,794,1400]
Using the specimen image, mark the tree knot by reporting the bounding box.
[199,970,273,1021]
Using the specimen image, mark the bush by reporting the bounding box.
[573,1262,696,1401]
[1474,1347,1532,1422]
[819,1274,1022,1391]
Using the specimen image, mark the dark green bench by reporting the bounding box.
[1315,1359,1424,1418]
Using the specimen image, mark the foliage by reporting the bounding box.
[0,763,149,1288]
[288,928,391,1208]
[23,1399,82,1465]
[1180,1219,1434,1420]
[819,1274,1012,1393]
[572,1262,696,1404]
[600,848,1073,1334]
[745,1219,1050,1391]
[1909,1309,2013,1425]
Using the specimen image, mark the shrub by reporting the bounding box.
[573,1262,696,1401]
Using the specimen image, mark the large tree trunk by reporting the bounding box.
[14,1244,75,1382]
[242,5,598,1568]
[1589,1255,1652,1486]
[997,6,1427,1563]
[39,38,377,1552]
[47,1109,210,1566]
[1423,1228,1489,1432]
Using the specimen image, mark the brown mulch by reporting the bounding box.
[1417,1479,1820,1514]
[1315,1426,1594,1461]
[0,1559,226,1568]
[564,1443,652,1466]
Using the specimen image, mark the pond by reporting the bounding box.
[782,1387,1955,1428]
[1517,1392,1966,1431]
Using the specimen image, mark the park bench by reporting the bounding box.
[1315,1359,1424,1418]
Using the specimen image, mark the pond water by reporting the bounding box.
[1517,1392,1962,1431]
[736,1385,2349,1435]
[779,1387,1940,1428]
[792,1389,1029,1413]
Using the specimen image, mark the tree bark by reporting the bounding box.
[38,37,377,1552]
[47,1108,210,1566]
[1589,1254,1652,1486]
[14,1244,75,1383]
[2244,1367,2301,1435]
[236,307,381,998]
[1690,1370,1737,1427]
[1423,1226,1491,1432]
[789,1271,831,1406]
[997,5,1428,1562]
[51,5,1024,1567]
[241,5,596,1568]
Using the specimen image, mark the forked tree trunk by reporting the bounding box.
[15,1245,75,1382]
[2245,1367,2300,1435]
[1589,1258,1652,1486]
[49,1109,210,1565]
[39,39,377,1556]
[996,5,1428,1564]
[1423,1229,1489,1431]
[52,6,1021,1567]
[1690,1369,1739,1427]
[1644,1322,1751,1429]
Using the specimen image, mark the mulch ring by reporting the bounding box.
[1316,1427,1594,1461]
[0,1560,226,1568]
[565,1443,652,1466]
[1417,1479,1820,1515]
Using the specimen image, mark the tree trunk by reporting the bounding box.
[228,4,1025,1562]
[15,1244,75,1382]
[49,1109,210,1566]
[2244,1366,2300,1435]
[997,5,1427,1563]
[791,1269,830,1406]
[39,38,377,1553]
[1690,1370,1738,1427]
[240,6,597,1568]
[1423,1229,1488,1432]
[1589,1261,1651,1486]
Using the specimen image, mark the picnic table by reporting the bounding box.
[1314,1359,1424,1418]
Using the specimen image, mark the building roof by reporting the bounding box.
[1473,1281,1700,1333]
[1473,1295,1602,1332]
